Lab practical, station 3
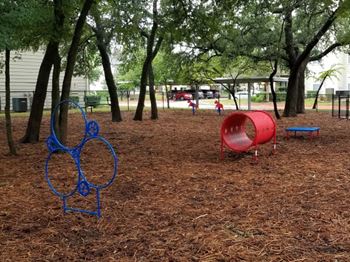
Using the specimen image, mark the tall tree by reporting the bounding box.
[148,64,158,119]
[59,0,94,144]
[134,0,163,121]
[312,66,341,109]
[278,0,350,116]
[4,49,17,155]
[1,1,16,155]
[51,44,61,136]
[21,0,65,143]
[91,5,122,122]
[179,0,350,117]
[0,0,49,152]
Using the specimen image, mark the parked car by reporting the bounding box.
[205,91,214,99]
[174,92,193,100]
[197,91,204,99]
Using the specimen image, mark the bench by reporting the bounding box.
[285,126,320,139]
[84,95,101,112]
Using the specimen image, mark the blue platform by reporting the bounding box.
[285,126,320,139]
[285,126,320,132]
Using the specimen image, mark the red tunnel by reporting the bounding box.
[220,111,276,158]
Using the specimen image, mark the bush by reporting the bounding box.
[307,91,317,98]
[275,92,286,102]
[251,93,267,102]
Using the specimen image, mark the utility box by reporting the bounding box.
[325,88,334,95]
[12,98,28,112]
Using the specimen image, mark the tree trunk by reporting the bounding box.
[228,84,239,110]
[51,45,61,137]
[96,36,122,122]
[21,42,57,143]
[59,0,94,144]
[282,7,337,117]
[195,85,199,107]
[134,0,162,121]
[134,55,151,121]
[5,49,17,155]
[165,84,170,109]
[149,64,158,120]
[283,67,299,117]
[92,10,122,122]
[269,61,281,119]
[296,60,308,114]
[312,77,326,109]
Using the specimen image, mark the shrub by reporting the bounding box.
[252,93,266,102]
[307,91,317,98]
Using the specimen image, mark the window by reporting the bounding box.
[313,83,320,91]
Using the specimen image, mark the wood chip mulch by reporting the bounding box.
[1,109,350,261]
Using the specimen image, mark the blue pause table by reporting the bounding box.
[285,126,320,139]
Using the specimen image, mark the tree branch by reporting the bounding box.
[295,8,339,67]
[309,42,342,61]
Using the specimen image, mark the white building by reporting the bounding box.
[306,52,350,94]
[0,50,88,111]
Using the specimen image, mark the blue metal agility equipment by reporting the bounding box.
[45,100,118,218]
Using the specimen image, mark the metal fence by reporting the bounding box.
[0,89,335,113]
[332,94,350,119]
[0,90,182,112]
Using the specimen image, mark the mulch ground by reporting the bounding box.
[1,109,350,261]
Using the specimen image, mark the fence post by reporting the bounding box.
[238,93,241,109]
[166,90,170,109]
[345,95,349,119]
[331,94,334,117]
[338,95,341,118]
[127,91,130,111]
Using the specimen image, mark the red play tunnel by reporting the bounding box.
[220,111,276,159]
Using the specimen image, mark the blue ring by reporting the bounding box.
[51,100,88,151]
[45,149,79,198]
[77,136,118,190]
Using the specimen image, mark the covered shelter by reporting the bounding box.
[214,76,289,110]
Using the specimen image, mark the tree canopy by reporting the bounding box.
[1,0,350,120]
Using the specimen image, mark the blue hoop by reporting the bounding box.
[51,100,88,151]
[78,136,118,190]
[45,100,118,218]
[45,149,79,198]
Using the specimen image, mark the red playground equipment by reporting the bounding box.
[188,100,198,115]
[214,100,224,115]
[220,111,276,160]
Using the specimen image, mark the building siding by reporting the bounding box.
[306,51,350,94]
[0,50,88,111]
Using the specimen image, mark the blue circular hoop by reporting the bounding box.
[46,135,60,153]
[51,100,88,151]
[45,149,79,198]
[77,136,118,190]
[45,99,118,217]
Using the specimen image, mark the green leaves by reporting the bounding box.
[0,0,53,51]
